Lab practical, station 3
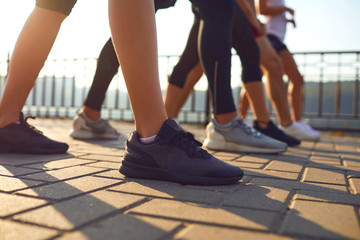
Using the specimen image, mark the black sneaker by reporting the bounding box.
[119,119,244,185]
[254,120,301,147]
[0,113,69,154]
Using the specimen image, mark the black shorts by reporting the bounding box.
[36,0,77,16]
[267,34,288,53]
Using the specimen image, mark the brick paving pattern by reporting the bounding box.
[1,118,359,240]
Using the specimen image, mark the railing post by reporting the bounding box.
[354,52,359,118]
[318,53,324,117]
[335,53,341,117]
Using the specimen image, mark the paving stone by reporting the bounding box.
[93,170,124,180]
[108,180,225,204]
[16,175,124,200]
[77,154,122,162]
[250,178,348,193]
[0,219,58,240]
[222,184,290,211]
[349,177,360,195]
[309,159,342,166]
[281,200,360,239]
[184,181,243,194]
[14,190,145,230]
[83,161,120,170]
[0,153,73,166]
[0,165,44,177]
[0,192,48,217]
[23,158,96,170]
[265,161,303,173]
[295,189,360,205]
[58,214,181,240]
[344,159,360,167]
[302,167,346,185]
[0,176,44,192]
[230,161,265,169]
[270,154,310,163]
[236,155,272,164]
[19,165,105,182]
[178,224,293,240]
[130,199,279,231]
[243,169,300,180]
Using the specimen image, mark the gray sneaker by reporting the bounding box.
[119,119,243,185]
[70,112,120,140]
[203,116,287,154]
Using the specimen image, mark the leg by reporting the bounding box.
[109,0,166,138]
[256,36,292,127]
[165,62,203,119]
[0,7,67,127]
[278,49,304,122]
[238,87,250,118]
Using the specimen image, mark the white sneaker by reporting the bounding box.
[70,112,120,140]
[298,120,321,136]
[280,121,320,141]
[203,116,287,154]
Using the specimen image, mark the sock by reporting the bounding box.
[140,134,157,144]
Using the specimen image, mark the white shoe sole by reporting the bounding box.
[203,138,286,154]
[70,130,119,140]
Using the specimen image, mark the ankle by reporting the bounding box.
[82,106,100,121]
[255,120,269,129]
[214,112,237,125]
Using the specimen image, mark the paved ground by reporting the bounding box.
[1,118,360,240]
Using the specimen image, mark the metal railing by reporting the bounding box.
[0,51,359,130]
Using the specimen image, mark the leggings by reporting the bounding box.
[189,0,236,114]
[169,1,261,114]
[36,0,77,16]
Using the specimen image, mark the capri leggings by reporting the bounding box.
[169,2,261,114]
[188,0,236,114]
[36,0,77,16]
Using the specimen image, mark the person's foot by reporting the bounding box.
[119,119,243,185]
[203,116,287,154]
[297,120,321,140]
[0,113,69,154]
[254,120,301,146]
[279,121,320,141]
[70,112,120,140]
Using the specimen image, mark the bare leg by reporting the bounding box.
[279,49,304,122]
[82,106,101,121]
[109,0,167,138]
[0,8,66,127]
[256,36,292,127]
[164,62,203,119]
[238,88,250,118]
[243,81,270,128]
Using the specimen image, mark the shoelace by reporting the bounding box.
[237,119,262,137]
[24,115,44,135]
[169,131,209,158]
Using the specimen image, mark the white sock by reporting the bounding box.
[140,134,157,144]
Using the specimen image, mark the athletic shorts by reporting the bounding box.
[267,34,288,53]
[36,0,77,16]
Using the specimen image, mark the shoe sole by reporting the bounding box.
[119,161,243,185]
[203,139,287,154]
[70,130,119,140]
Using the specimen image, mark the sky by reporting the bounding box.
[0,0,359,62]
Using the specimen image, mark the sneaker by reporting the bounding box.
[279,121,320,141]
[119,119,243,185]
[254,120,301,146]
[297,120,321,140]
[0,113,69,154]
[203,116,287,154]
[70,112,120,140]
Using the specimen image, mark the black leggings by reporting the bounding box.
[169,5,261,88]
